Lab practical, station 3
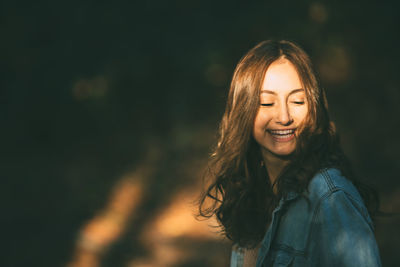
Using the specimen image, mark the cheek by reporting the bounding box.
[253,110,272,140]
[253,111,267,130]
[300,109,308,123]
[294,106,311,134]
[252,111,263,136]
[293,105,308,122]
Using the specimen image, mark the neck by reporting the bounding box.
[261,150,290,191]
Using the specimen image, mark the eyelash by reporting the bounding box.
[260,101,305,107]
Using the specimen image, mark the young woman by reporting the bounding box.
[199,40,381,266]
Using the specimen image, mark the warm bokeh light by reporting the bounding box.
[150,189,220,239]
[67,152,229,267]
[309,2,328,24]
[127,186,224,266]
[317,45,352,84]
[67,169,146,267]
[72,76,109,101]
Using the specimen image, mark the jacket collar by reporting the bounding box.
[284,191,299,201]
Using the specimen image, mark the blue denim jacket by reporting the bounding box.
[231,168,382,267]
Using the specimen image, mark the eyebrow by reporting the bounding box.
[260,88,305,96]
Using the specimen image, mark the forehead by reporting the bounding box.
[261,58,303,94]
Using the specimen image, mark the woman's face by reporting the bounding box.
[253,58,308,162]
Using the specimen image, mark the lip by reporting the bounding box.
[267,128,296,142]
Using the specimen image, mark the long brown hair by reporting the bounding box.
[198,40,379,248]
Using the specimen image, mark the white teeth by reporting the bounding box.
[268,129,295,135]
[274,134,292,139]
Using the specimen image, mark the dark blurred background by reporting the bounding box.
[2,0,400,266]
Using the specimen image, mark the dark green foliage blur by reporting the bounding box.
[2,0,399,266]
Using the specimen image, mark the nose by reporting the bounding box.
[276,103,293,126]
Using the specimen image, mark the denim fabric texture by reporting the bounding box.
[230,168,382,267]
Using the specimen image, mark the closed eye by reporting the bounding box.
[292,101,305,105]
[260,103,273,107]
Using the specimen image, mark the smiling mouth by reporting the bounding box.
[267,129,296,141]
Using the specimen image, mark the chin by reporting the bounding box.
[275,151,294,158]
[274,145,296,156]
[259,142,297,159]
[269,147,296,158]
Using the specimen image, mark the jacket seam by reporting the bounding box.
[306,169,337,258]
[321,169,372,229]
[272,243,307,257]
[321,169,335,192]
[307,190,332,246]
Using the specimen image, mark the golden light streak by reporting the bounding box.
[67,169,146,267]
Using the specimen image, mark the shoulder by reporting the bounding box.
[306,168,372,228]
[305,169,381,266]
[307,168,363,204]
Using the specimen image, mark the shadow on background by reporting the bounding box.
[1,0,399,266]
